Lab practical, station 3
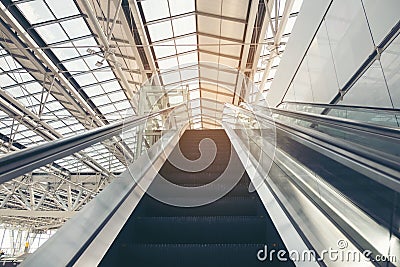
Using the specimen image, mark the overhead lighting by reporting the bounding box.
[86,48,122,68]
[95,59,105,67]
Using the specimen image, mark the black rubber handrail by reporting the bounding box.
[224,104,400,172]
[269,107,400,140]
[276,101,400,115]
[0,104,184,184]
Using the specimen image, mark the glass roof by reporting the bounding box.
[0,0,304,165]
[138,0,303,129]
[0,0,139,175]
[0,0,304,228]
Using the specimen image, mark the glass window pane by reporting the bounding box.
[45,0,79,19]
[141,0,170,21]
[17,0,54,24]
[177,52,197,66]
[324,1,374,88]
[73,37,99,56]
[161,70,181,84]
[169,0,195,16]
[340,60,392,108]
[153,40,176,58]
[53,42,80,61]
[158,57,179,71]
[148,21,173,42]
[306,20,340,103]
[61,18,92,39]
[172,15,196,36]
[291,57,313,102]
[361,0,400,46]
[380,35,400,108]
[36,23,68,44]
[175,35,197,54]
[63,58,90,72]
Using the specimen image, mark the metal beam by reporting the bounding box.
[0,4,134,165]
[80,0,135,103]
[257,0,295,100]
[0,209,76,218]
[0,105,180,184]
[250,0,275,76]
[0,90,112,176]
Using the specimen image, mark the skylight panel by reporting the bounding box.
[45,101,64,111]
[98,104,117,114]
[292,0,304,13]
[83,85,104,97]
[283,17,297,35]
[192,122,202,129]
[191,99,200,108]
[148,21,173,42]
[14,72,34,83]
[0,74,15,87]
[161,70,181,84]
[45,0,80,19]
[48,120,66,129]
[53,42,80,61]
[56,126,74,135]
[169,95,183,105]
[141,0,170,21]
[0,55,20,71]
[108,91,127,102]
[153,40,176,58]
[74,73,97,87]
[180,66,198,81]
[73,37,99,55]
[17,0,54,24]
[116,100,132,111]
[157,57,179,72]
[177,52,197,66]
[24,82,43,94]
[191,109,201,117]
[69,123,85,132]
[169,0,195,16]
[93,69,116,82]
[91,95,111,106]
[175,35,197,54]
[102,80,121,93]
[35,23,68,44]
[172,15,196,37]
[62,58,90,72]
[190,89,200,99]
[61,18,92,39]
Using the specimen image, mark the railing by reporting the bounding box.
[277,101,400,128]
[0,104,186,185]
[222,103,400,266]
[19,105,189,267]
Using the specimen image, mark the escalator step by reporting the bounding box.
[103,243,293,267]
[134,196,262,216]
[131,216,271,244]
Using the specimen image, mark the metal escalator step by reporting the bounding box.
[134,195,261,217]
[102,243,293,267]
[131,216,271,244]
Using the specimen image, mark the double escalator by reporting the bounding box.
[12,102,400,266]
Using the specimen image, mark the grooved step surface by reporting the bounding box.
[100,130,293,266]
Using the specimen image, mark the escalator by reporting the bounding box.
[10,101,400,266]
[99,129,294,267]
[224,102,400,266]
